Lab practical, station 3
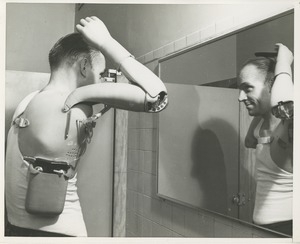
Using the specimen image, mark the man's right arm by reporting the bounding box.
[64,16,168,113]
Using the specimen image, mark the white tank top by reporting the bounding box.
[5,91,87,236]
[253,119,293,225]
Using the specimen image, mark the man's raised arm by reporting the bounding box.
[64,16,168,113]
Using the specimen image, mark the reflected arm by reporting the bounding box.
[270,44,293,120]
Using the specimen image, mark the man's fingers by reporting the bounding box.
[90,16,99,21]
[85,17,92,22]
[76,24,83,32]
[79,18,88,26]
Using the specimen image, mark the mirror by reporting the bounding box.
[157,10,294,237]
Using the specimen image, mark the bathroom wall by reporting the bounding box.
[6,3,75,73]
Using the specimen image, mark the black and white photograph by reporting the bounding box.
[1,1,299,243]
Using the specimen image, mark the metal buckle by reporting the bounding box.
[14,117,30,127]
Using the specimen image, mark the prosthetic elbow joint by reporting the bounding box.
[271,101,293,119]
[145,92,168,113]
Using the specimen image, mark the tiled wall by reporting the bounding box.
[125,8,293,238]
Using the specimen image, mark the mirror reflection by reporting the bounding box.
[158,11,294,237]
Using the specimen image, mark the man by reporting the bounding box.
[238,43,293,236]
[5,16,168,237]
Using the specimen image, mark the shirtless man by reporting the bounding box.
[238,43,293,236]
[5,16,168,237]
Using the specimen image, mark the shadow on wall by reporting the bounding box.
[190,119,238,215]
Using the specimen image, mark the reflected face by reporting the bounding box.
[85,52,106,85]
[238,64,271,117]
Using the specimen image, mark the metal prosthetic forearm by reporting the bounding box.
[63,82,166,113]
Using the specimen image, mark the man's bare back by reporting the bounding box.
[18,90,93,165]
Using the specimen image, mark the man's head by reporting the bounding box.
[49,33,106,86]
[238,57,276,117]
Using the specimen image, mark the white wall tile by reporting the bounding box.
[128,111,140,129]
[141,218,153,237]
[174,36,187,52]
[200,23,216,41]
[137,173,144,194]
[127,170,137,191]
[232,226,253,238]
[216,16,234,34]
[198,213,215,237]
[136,214,143,237]
[184,208,202,237]
[144,151,156,175]
[186,31,200,47]
[138,150,144,172]
[143,173,153,196]
[151,198,162,225]
[132,212,140,236]
[140,129,155,151]
[136,193,144,216]
[153,47,164,60]
[126,190,134,211]
[128,149,139,171]
[152,222,174,237]
[214,220,233,237]
[128,128,140,150]
[172,204,185,236]
[132,171,139,192]
[144,51,154,63]
[140,112,155,129]
[163,42,175,57]
[126,210,134,234]
[161,200,172,229]
[143,195,152,220]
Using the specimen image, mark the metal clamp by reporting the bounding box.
[14,117,30,128]
[104,69,122,83]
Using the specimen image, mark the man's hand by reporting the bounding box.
[76,16,112,50]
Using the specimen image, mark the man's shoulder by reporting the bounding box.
[26,90,93,117]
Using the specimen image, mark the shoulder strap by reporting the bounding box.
[254,118,273,144]
[11,91,40,126]
[253,118,263,139]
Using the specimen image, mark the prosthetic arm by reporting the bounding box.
[63,16,168,113]
[64,82,163,112]
[270,43,294,120]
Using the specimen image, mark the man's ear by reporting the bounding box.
[80,58,88,77]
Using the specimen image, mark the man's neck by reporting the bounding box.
[45,67,78,93]
[261,111,280,131]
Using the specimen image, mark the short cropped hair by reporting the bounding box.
[240,57,276,90]
[48,33,100,71]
